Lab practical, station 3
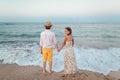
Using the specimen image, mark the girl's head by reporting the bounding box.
[65,27,72,35]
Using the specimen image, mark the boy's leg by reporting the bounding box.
[42,48,47,74]
[43,61,46,74]
[49,61,52,73]
[48,48,53,74]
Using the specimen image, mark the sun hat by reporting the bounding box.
[44,21,52,27]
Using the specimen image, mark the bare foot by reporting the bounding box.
[50,71,52,75]
[62,75,65,77]
[62,72,67,77]
[62,74,67,77]
[42,70,46,74]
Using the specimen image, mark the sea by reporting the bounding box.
[0,22,120,75]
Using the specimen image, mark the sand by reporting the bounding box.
[108,70,120,80]
[0,62,120,80]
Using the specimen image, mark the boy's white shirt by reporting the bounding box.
[40,30,57,48]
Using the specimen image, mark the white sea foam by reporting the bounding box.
[0,43,120,75]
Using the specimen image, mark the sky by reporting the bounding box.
[0,0,120,23]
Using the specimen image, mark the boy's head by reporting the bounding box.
[44,21,52,29]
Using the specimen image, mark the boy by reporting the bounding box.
[40,21,59,74]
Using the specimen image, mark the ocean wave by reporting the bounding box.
[0,43,120,75]
[0,33,39,38]
[0,23,17,25]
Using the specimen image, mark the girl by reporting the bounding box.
[59,27,77,76]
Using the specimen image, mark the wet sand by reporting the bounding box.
[0,63,120,80]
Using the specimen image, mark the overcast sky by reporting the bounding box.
[0,0,120,23]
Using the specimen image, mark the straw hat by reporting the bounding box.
[44,21,52,27]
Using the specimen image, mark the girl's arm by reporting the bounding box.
[60,37,67,50]
[72,38,74,46]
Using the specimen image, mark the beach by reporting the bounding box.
[0,0,120,79]
[0,61,120,80]
[0,23,120,80]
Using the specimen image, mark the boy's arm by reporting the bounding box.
[40,35,43,54]
[40,46,43,54]
[55,43,59,49]
[53,33,59,49]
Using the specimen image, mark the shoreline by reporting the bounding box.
[1,39,120,49]
[0,62,120,80]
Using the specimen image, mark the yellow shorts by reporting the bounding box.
[42,48,53,62]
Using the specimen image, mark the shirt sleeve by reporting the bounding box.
[52,33,57,45]
[40,34,43,47]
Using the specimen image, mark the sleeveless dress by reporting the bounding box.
[64,41,77,74]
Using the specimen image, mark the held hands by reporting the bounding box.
[40,47,61,54]
[57,47,61,52]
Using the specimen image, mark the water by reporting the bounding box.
[0,22,120,75]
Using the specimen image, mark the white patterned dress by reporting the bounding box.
[64,41,77,74]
